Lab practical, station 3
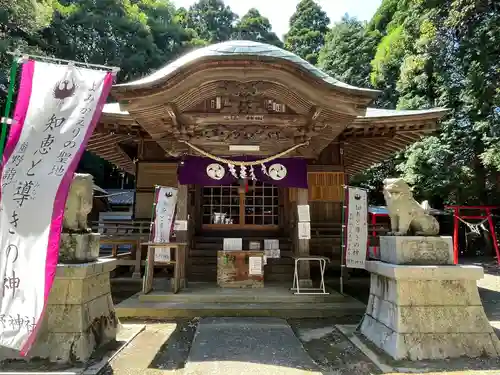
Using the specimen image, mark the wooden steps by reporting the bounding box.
[188,234,294,282]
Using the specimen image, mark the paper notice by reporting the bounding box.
[264,239,279,250]
[223,238,243,251]
[154,247,171,263]
[297,205,311,222]
[249,256,263,275]
[298,222,311,240]
[174,220,188,231]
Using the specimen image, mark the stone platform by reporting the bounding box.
[0,259,119,363]
[360,260,500,360]
[115,282,365,319]
[379,235,453,265]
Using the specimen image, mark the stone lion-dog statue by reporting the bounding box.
[63,173,94,231]
[383,178,439,236]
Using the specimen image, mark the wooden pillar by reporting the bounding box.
[296,188,312,287]
[176,183,189,289]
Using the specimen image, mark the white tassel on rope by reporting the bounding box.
[261,164,268,176]
[228,163,238,178]
[240,165,247,179]
[249,165,256,181]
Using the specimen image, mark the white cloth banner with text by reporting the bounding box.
[0,60,113,353]
[345,187,368,269]
[153,186,178,243]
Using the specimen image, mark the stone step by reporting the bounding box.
[116,299,365,320]
[138,289,344,304]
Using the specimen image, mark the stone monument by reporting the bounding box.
[359,177,500,360]
[1,174,119,363]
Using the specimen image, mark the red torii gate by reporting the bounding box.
[445,205,500,265]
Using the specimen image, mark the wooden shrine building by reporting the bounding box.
[88,41,446,287]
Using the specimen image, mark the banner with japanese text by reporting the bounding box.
[151,186,178,263]
[345,187,368,269]
[0,60,113,353]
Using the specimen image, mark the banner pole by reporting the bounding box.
[0,58,19,161]
[340,185,348,295]
[143,185,160,293]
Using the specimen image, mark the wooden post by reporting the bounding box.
[176,183,189,289]
[297,188,312,287]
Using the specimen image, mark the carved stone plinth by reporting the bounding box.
[59,233,100,263]
[379,236,453,265]
[0,259,119,363]
[360,260,500,360]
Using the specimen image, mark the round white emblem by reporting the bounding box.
[268,163,287,181]
[206,163,225,180]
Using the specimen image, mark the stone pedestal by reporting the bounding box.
[360,260,500,360]
[379,236,453,265]
[0,259,119,363]
[59,232,100,263]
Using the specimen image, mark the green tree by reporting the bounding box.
[233,8,283,47]
[0,0,56,98]
[185,0,237,44]
[284,0,330,65]
[42,0,191,82]
[318,14,380,88]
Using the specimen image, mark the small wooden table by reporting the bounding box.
[141,242,187,294]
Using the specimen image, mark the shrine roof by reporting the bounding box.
[113,40,379,96]
[361,107,448,119]
[101,103,448,121]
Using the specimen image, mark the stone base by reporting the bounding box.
[379,236,453,265]
[59,232,100,263]
[359,261,500,360]
[1,259,118,363]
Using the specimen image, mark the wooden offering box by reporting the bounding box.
[217,250,264,288]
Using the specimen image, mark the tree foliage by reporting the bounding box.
[284,0,330,65]
[233,8,283,47]
[318,15,379,88]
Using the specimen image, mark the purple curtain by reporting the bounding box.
[178,156,308,188]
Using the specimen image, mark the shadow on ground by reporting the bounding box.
[148,318,198,370]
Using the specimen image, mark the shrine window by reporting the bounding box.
[202,181,279,228]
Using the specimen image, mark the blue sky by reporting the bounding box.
[171,0,382,39]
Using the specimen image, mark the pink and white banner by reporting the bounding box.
[0,60,113,353]
[153,186,178,243]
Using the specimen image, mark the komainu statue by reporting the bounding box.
[383,178,439,236]
[63,173,94,231]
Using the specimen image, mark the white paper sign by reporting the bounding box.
[345,187,368,269]
[153,187,178,243]
[264,239,279,250]
[154,247,171,263]
[264,249,280,259]
[298,222,311,240]
[0,60,113,352]
[174,220,188,231]
[249,256,263,275]
[223,238,242,251]
[297,205,311,222]
[249,241,261,250]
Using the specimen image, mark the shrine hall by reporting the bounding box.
[88,40,446,296]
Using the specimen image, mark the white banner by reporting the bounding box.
[0,60,113,352]
[153,186,178,243]
[345,187,368,269]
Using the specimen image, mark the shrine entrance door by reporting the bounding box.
[202,181,280,230]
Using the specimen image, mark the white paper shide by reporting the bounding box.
[345,187,368,269]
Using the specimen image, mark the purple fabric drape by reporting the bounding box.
[178,156,308,188]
